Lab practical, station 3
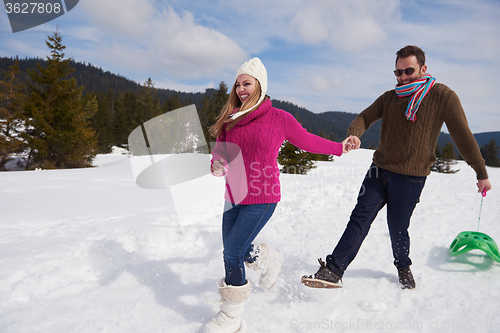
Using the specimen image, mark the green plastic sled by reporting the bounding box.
[449,231,500,263]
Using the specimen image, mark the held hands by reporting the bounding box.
[342,135,361,153]
[211,158,226,177]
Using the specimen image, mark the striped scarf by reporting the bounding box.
[395,73,436,122]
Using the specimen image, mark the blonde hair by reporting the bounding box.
[209,79,263,138]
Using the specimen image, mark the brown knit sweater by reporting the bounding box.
[347,83,488,179]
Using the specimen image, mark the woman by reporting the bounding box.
[204,58,350,332]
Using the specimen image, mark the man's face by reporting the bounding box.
[395,55,427,85]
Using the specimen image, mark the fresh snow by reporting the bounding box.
[1,147,499,332]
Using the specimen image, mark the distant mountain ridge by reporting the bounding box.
[1,56,498,153]
[438,131,500,160]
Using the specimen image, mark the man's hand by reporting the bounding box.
[344,135,361,151]
[477,179,492,195]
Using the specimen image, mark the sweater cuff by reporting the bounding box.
[472,164,489,180]
[333,142,343,157]
[346,127,363,138]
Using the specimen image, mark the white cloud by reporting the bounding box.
[1,38,47,59]
[287,0,399,51]
[76,1,247,79]
[80,0,155,38]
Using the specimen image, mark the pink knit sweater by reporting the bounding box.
[211,99,343,204]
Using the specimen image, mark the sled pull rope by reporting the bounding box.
[477,189,486,232]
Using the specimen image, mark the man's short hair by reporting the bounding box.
[396,45,426,66]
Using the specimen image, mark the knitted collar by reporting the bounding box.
[230,98,272,126]
[395,73,436,122]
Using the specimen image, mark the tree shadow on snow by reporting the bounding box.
[426,246,497,272]
[89,238,220,326]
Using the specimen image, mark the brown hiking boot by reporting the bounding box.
[301,258,342,288]
[398,267,416,290]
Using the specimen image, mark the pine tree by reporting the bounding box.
[163,93,183,112]
[113,91,140,146]
[0,60,27,170]
[212,82,229,113]
[441,142,456,160]
[23,30,98,169]
[90,89,114,153]
[480,139,500,167]
[431,142,459,173]
[200,82,228,152]
[277,140,317,174]
[138,78,161,121]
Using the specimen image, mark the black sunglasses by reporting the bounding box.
[394,67,416,77]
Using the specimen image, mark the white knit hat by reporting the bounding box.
[230,57,268,119]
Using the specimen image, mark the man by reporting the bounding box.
[301,45,492,290]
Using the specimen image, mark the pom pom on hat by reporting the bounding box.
[231,57,268,118]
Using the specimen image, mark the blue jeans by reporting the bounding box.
[222,201,277,286]
[326,164,426,276]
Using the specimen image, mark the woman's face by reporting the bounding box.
[235,74,257,104]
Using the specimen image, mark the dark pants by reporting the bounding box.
[326,164,426,277]
[222,201,277,286]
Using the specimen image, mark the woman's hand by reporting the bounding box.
[211,158,226,176]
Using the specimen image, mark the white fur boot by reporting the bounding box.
[204,279,251,333]
[246,244,283,289]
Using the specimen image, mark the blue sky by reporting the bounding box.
[1,0,499,133]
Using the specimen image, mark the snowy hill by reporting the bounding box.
[1,148,499,332]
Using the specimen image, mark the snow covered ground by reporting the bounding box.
[1,147,499,332]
